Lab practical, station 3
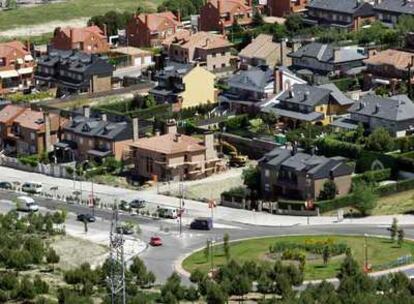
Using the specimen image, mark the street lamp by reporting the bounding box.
[364,233,369,272]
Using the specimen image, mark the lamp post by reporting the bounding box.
[305,174,312,225]
[364,233,369,272]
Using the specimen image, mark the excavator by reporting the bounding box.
[220,139,248,167]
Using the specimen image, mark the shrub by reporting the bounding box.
[222,186,248,199]
[365,128,395,152]
[352,168,392,185]
[316,194,355,213]
[315,137,362,159]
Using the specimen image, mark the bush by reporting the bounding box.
[18,154,39,167]
[365,128,395,152]
[352,168,392,185]
[222,186,248,199]
[315,137,362,159]
[316,194,355,213]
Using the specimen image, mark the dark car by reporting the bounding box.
[77,214,96,223]
[0,181,12,190]
[190,217,213,230]
[129,199,146,209]
[116,225,134,235]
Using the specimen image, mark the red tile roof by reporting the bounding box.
[0,41,29,59]
[0,105,26,124]
[136,12,180,32]
[13,109,63,132]
[59,26,106,43]
[163,30,232,50]
[209,0,252,13]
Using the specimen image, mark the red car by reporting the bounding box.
[149,236,162,247]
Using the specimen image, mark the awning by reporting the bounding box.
[0,70,19,78]
[24,55,34,62]
[264,107,324,122]
[17,67,33,75]
[87,149,112,158]
[330,117,359,130]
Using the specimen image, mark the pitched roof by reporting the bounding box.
[164,31,232,50]
[209,0,252,13]
[374,0,414,15]
[0,105,26,124]
[308,0,374,16]
[13,109,62,132]
[59,26,106,42]
[278,83,331,107]
[137,12,179,32]
[0,40,30,58]
[317,83,354,106]
[348,94,414,121]
[364,48,414,70]
[239,34,280,60]
[228,66,274,92]
[130,133,206,154]
[288,43,367,63]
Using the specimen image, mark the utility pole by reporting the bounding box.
[364,233,369,272]
[108,202,126,304]
[179,170,183,236]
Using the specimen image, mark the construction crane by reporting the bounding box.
[108,203,126,304]
[220,140,248,167]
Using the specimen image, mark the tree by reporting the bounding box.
[252,8,264,26]
[160,272,185,302]
[46,247,60,270]
[337,255,361,280]
[33,275,49,295]
[18,276,36,300]
[184,286,199,302]
[144,94,156,108]
[398,229,405,247]
[257,273,273,299]
[390,217,398,242]
[190,268,205,284]
[5,0,17,9]
[322,245,330,265]
[206,282,227,304]
[285,14,304,34]
[365,128,395,152]
[204,240,210,261]
[353,184,378,216]
[158,0,196,18]
[130,257,154,287]
[242,165,261,192]
[318,180,337,200]
[223,233,230,262]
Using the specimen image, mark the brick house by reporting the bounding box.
[267,0,308,17]
[50,26,109,54]
[304,0,375,31]
[0,105,65,155]
[0,41,35,95]
[35,49,114,96]
[56,108,140,162]
[129,120,223,181]
[259,148,353,201]
[199,0,253,32]
[127,12,181,48]
[363,49,414,91]
[162,30,233,72]
[373,0,414,27]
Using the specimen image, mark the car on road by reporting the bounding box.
[22,182,43,194]
[77,214,96,223]
[190,217,213,230]
[0,181,12,190]
[158,207,179,219]
[121,199,146,209]
[149,236,162,246]
[15,196,39,212]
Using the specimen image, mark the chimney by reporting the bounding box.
[26,40,31,53]
[289,88,294,98]
[303,91,310,101]
[174,133,182,142]
[70,28,74,42]
[219,20,226,37]
[103,23,108,37]
[274,68,281,94]
[43,112,52,153]
[83,105,90,118]
[101,113,107,122]
[145,14,149,25]
[247,0,252,7]
[217,0,222,12]
[155,130,161,136]
[132,117,139,141]
[177,11,181,23]
[204,132,216,160]
[164,119,177,135]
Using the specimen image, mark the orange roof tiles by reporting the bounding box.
[130,133,206,154]
[0,40,29,59]
[60,26,106,43]
[165,31,232,50]
[209,0,252,13]
[137,12,179,32]
[364,49,414,70]
[13,109,62,132]
[0,105,26,124]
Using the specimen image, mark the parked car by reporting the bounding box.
[116,224,134,235]
[15,196,39,212]
[77,214,96,223]
[22,182,43,194]
[158,207,178,219]
[149,236,163,246]
[190,217,213,230]
[121,199,146,209]
[0,181,12,190]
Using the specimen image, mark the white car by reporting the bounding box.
[16,196,39,212]
[21,182,43,194]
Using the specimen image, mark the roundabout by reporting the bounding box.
[182,235,414,280]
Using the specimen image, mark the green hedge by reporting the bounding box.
[315,137,363,159]
[316,194,356,213]
[352,168,392,185]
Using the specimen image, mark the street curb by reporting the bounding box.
[175,233,414,281]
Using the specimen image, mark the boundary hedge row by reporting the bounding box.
[351,168,392,185]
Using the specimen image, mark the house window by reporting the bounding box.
[89,139,93,147]
[66,133,72,140]
[30,132,35,141]
[221,63,226,68]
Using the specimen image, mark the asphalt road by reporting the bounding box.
[2,190,414,284]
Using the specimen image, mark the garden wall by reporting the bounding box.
[220,132,278,159]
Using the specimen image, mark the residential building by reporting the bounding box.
[126,12,181,48]
[374,0,414,27]
[56,110,138,162]
[50,26,109,54]
[150,62,216,110]
[129,120,223,181]
[288,42,367,77]
[304,0,375,30]
[35,49,114,96]
[219,65,275,112]
[162,30,233,73]
[239,34,292,68]
[363,49,414,90]
[259,148,353,201]
[273,66,307,95]
[0,105,65,155]
[0,41,35,95]
[261,83,354,126]
[331,94,414,137]
[267,0,308,17]
[199,0,253,32]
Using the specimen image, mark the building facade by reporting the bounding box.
[374,0,414,27]
[267,0,308,17]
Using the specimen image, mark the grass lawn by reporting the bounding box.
[372,190,414,215]
[182,235,414,280]
[0,0,159,31]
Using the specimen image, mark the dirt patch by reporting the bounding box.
[51,235,109,270]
